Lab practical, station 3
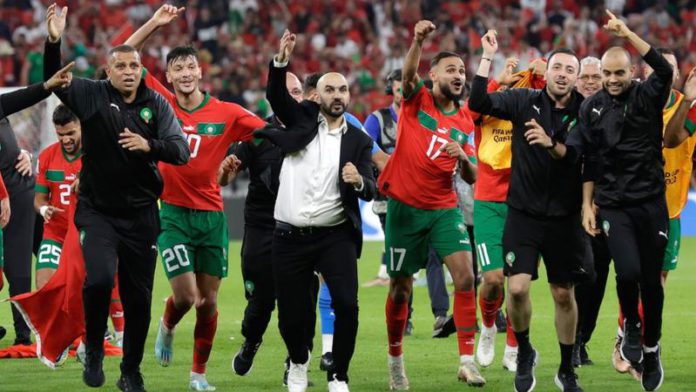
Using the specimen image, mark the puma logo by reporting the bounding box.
[110,103,120,112]
[658,231,668,239]
[592,107,603,116]
[437,127,448,134]
[532,105,540,115]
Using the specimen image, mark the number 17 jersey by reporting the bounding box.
[378,80,475,210]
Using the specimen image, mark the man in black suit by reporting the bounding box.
[255,30,375,392]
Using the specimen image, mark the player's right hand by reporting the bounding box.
[0,197,10,229]
[414,20,436,43]
[277,29,296,64]
[152,4,186,27]
[582,203,600,237]
[496,57,522,86]
[46,3,67,43]
[481,29,498,56]
[41,205,65,223]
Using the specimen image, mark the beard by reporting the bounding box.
[321,100,347,118]
[439,81,464,103]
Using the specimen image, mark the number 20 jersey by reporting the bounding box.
[378,80,475,210]
[35,142,82,242]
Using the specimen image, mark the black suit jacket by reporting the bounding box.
[256,60,376,257]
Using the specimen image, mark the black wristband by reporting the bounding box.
[546,139,557,150]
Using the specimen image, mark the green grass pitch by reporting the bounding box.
[1,238,695,391]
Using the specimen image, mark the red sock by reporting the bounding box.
[618,307,624,330]
[479,291,503,328]
[454,290,477,356]
[109,286,124,333]
[0,267,4,291]
[192,311,218,374]
[163,296,188,330]
[505,315,518,347]
[386,296,408,356]
[638,300,645,337]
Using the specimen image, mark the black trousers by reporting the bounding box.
[2,187,35,340]
[240,225,317,350]
[598,197,668,347]
[74,199,159,374]
[273,221,358,382]
[575,234,611,344]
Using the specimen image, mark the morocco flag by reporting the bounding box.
[9,200,85,368]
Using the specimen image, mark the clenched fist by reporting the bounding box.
[342,162,363,189]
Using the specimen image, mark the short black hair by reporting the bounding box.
[430,51,463,68]
[547,48,580,72]
[108,44,138,58]
[303,73,323,91]
[166,46,198,67]
[386,69,402,83]
[52,104,78,126]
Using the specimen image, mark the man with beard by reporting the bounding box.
[122,5,267,391]
[254,29,375,392]
[34,104,82,290]
[469,29,586,392]
[550,11,674,391]
[379,20,482,389]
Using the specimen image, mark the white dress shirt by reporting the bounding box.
[275,114,347,227]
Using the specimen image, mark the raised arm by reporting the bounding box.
[266,30,303,127]
[124,4,185,50]
[401,20,435,98]
[664,68,696,148]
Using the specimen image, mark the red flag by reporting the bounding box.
[9,201,85,368]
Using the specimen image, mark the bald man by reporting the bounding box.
[558,12,674,391]
[254,30,376,392]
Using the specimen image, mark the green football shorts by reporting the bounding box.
[473,200,508,273]
[662,217,681,271]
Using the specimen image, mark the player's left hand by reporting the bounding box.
[0,197,10,229]
[439,141,468,161]
[683,67,696,101]
[342,162,363,188]
[220,154,241,173]
[603,10,631,38]
[15,150,32,176]
[119,128,151,153]
[70,178,80,196]
[524,118,553,148]
[44,61,75,91]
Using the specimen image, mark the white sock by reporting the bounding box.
[643,345,659,353]
[460,354,475,364]
[378,264,388,279]
[114,331,124,340]
[617,326,623,338]
[505,344,518,353]
[322,334,334,355]
[190,371,206,379]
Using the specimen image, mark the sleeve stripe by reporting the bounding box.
[685,117,696,136]
[35,184,49,193]
[403,80,425,101]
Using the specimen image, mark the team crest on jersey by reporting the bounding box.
[602,220,610,236]
[505,251,515,266]
[140,107,153,124]
[244,280,255,294]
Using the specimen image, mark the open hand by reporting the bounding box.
[46,3,67,43]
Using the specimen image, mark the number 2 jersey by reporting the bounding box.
[35,142,82,243]
[143,70,266,211]
[378,80,475,210]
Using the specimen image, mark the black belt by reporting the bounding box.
[275,221,344,236]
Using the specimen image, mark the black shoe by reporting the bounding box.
[578,342,593,366]
[554,369,583,392]
[320,352,334,372]
[404,320,414,336]
[13,330,31,346]
[572,341,582,368]
[116,372,146,392]
[621,319,644,365]
[0,326,6,341]
[82,351,105,388]
[514,348,537,392]
[495,309,507,333]
[232,340,262,376]
[433,315,456,338]
[641,346,664,391]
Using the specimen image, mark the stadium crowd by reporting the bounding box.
[0,0,695,120]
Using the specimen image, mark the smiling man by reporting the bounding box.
[378,20,481,390]
[469,29,586,392]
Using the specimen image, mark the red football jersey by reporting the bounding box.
[144,70,266,211]
[0,173,6,199]
[35,142,82,243]
[379,81,475,210]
